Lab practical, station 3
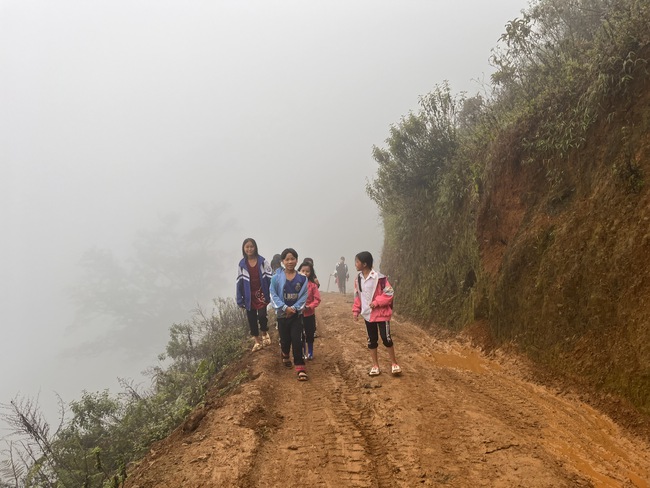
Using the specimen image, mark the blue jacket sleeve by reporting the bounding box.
[236,265,245,308]
[270,273,286,311]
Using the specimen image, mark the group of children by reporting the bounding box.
[236,238,400,382]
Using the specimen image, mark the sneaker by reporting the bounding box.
[307,354,313,360]
[262,333,271,346]
[369,366,380,376]
[251,342,263,352]
[391,364,402,375]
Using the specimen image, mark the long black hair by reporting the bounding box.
[355,251,373,269]
[298,261,316,283]
[270,253,282,271]
[242,238,259,258]
[303,257,318,280]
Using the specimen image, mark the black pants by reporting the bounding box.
[365,320,393,349]
[278,313,304,366]
[337,275,346,293]
[303,314,316,345]
[246,307,268,337]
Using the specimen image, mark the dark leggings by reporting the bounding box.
[246,307,268,337]
[365,320,393,349]
[278,313,305,366]
[337,275,346,293]
[303,314,316,345]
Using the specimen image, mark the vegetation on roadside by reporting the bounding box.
[368,83,479,327]
[0,298,248,488]
[369,0,650,412]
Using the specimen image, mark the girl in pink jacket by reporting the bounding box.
[353,251,401,376]
[299,261,321,360]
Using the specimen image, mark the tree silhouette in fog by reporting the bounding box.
[70,206,233,355]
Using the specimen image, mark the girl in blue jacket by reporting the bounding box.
[270,248,309,380]
[236,238,273,352]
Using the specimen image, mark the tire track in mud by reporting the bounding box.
[327,358,396,487]
[244,300,404,488]
[321,300,474,486]
[280,360,376,488]
[310,297,580,486]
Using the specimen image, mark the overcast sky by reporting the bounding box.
[1,0,526,426]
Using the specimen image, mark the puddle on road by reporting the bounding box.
[431,349,496,374]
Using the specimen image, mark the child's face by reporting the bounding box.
[283,253,298,271]
[299,266,311,278]
[354,258,364,271]
[244,242,256,257]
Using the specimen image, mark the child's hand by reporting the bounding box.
[286,306,296,317]
[369,302,376,309]
[353,314,358,321]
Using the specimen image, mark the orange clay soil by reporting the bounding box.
[124,293,650,488]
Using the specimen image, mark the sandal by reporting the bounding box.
[391,364,402,375]
[297,371,308,381]
[281,353,292,368]
[251,342,263,352]
[369,366,380,376]
[261,333,272,346]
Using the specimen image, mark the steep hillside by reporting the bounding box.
[477,75,650,412]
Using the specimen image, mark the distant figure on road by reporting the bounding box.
[335,256,349,294]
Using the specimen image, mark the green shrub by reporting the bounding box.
[1,298,248,487]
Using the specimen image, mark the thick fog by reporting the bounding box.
[1,0,525,425]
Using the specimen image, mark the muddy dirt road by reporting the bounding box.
[125,293,650,487]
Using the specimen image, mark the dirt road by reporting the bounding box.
[125,293,650,487]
